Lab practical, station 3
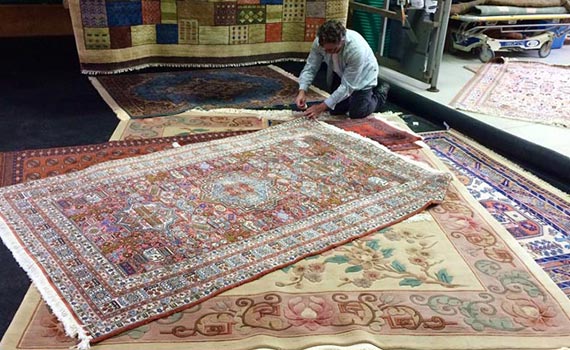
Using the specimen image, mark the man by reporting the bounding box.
[295,20,389,119]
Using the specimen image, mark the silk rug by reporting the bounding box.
[91,65,326,119]
[423,130,570,296]
[450,60,570,127]
[0,119,451,348]
[67,0,349,74]
[4,144,570,350]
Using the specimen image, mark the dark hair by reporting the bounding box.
[317,20,346,46]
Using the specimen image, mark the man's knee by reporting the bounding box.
[348,102,374,119]
[348,109,370,119]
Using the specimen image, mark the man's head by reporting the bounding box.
[317,20,346,54]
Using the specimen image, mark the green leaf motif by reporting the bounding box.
[366,240,380,250]
[391,260,406,273]
[400,278,422,287]
[324,255,350,264]
[281,265,294,273]
[305,255,321,260]
[436,269,454,284]
[345,265,363,273]
[381,248,394,258]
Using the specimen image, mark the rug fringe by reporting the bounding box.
[267,65,331,98]
[81,58,308,75]
[88,77,130,121]
[0,217,93,349]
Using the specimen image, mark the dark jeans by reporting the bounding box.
[329,73,389,119]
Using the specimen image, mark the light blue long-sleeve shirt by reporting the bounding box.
[298,29,379,109]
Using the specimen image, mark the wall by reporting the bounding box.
[0,4,73,37]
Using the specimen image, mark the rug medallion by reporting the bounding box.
[93,66,326,119]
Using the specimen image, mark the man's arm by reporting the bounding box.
[298,39,323,92]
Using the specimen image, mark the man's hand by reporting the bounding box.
[295,90,307,110]
[303,102,329,119]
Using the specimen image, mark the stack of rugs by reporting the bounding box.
[3,109,570,350]
[451,0,570,15]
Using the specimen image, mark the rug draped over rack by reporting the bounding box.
[67,0,349,74]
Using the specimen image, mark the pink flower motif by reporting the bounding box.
[283,296,335,330]
[363,270,381,280]
[308,263,325,273]
[447,214,483,232]
[502,298,558,331]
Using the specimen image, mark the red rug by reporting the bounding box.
[328,117,422,151]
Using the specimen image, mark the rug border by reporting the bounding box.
[421,129,570,199]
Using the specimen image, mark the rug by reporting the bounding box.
[67,0,349,74]
[110,113,268,140]
[328,117,423,151]
[0,119,451,348]
[0,132,253,188]
[423,130,570,296]
[0,116,421,188]
[450,60,570,127]
[4,143,570,350]
[91,65,327,119]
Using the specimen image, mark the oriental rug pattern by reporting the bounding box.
[4,145,570,350]
[92,65,325,119]
[450,60,570,127]
[0,119,451,347]
[423,130,570,296]
[67,0,349,73]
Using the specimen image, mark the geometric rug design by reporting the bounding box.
[423,130,570,296]
[0,132,253,188]
[3,143,570,350]
[450,60,570,127]
[91,65,326,119]
[0,119,451,348]
[67,0,348,74]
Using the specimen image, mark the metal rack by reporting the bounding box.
[348,0,452,91]
[449,13,570,62]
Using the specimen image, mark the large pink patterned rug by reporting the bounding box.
[0,119,450,348]
[451,60,570,127]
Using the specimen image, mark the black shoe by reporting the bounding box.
[374,81,390,111]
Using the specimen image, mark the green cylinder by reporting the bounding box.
[351,0,386,53]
